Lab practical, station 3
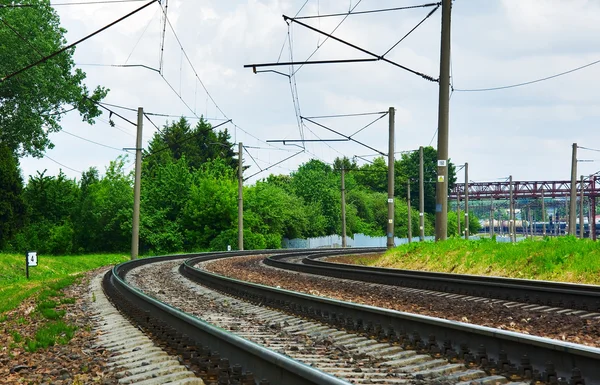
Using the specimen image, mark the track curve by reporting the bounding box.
[102,249,599,384]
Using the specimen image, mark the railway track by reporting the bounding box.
[101,250,599,384]
[264,250,600,313]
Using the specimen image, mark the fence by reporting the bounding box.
[282,233,435,249]
[282,233,525,249]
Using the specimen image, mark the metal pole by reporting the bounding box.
[509,175,514,242]
[238,142,244,250]
[131,107,143,260]
[565,198,569,235]
[592,176,597,241]
[490,200,494,237]
[407,180,412,243]
[341,167,347,247]
[419,146,425,241]
[542,187,546,236]
[434,0,452,241]
[456,189,461,236]
[528,206,532,239]
[569,143,577,235]
[580,174,584,238]
[387,107,395,249]
[464,162,469,239]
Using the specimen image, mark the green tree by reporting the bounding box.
[72,157,133,252]
[397,146,457,215]
[354,157,388,193]
[244,181,309,245]
[182,159,237,249]
[144,117,236,175]
[290,160,340,236]
[0,144,25,249]
[0,0,107,157]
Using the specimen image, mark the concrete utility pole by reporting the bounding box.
[592,175,597,241]
[509,175,515,242]
[580,174,584,238]
[529,208,533,238]
[238,142,244,250]
[541,187,546,236]
[434,0,452,241]
[419,146,425,241]
[131,107,143,260]
[490,200,494,237]
[387,107,396,249]
[569,143,577,235]
[456,191,461,236]
[407,180,412,243]
[464,162,469,239]
[341,167,347,247]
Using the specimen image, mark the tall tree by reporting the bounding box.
[397,146,456,215]
[144,117,237,175]
[0,0,107,157]
[0,144,25,249]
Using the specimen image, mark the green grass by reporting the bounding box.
[24,321,77,352]
[0,253,128,314]
[348,236,600,284]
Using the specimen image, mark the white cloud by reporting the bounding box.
[17,0,600,186]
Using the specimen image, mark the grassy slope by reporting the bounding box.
[347,237,600,284]
[0,253,129,314]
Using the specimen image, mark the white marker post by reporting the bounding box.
[26,251,38,279]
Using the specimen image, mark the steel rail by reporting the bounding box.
[278,253,600,311]
[102,250,359,385]
[181,250,600,383]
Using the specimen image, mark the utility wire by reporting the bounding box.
[349,112,388,137]
[51,0,147,5]
[61,130,127,152]
[284,15,437,82]
[144,120,231,158]
[291,0,363,76]
[381,3,440,58]
[243,146,263,171]
[0,17,44,57]
[454,58,600,92]
[44,155,82,173]
[159,5,227,120]
[304,111,387,119]
[578,146,600,153]
[302,116,385,156]
[296,2,441,19]
[244,150,304,181]
[1,0,157,82]
[98,101,227,121]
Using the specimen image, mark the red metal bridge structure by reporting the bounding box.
[449,177,599,239]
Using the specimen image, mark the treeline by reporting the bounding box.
[0,118,479,255]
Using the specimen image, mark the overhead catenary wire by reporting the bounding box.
[291,0,363,76]
[454,58,600,92]
[295,2,441,19]
[144,119,231,158]
[381,3,440,58]
[44,155,82,174]
[61,129,128,152]
[1,0,158,82]
[283,15,437,82]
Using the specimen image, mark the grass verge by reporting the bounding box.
[345,236,600,284]
[0,253,128,314]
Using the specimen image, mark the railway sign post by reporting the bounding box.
[26,251,38,279]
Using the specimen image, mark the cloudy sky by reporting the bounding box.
[17,0,600,185]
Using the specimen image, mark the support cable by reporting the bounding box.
[296,2,440,19]
[1,0,157,82]
[302,116,385,155]
[283,15,437,82]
